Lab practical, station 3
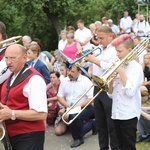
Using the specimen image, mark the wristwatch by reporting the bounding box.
[11,110,16,120]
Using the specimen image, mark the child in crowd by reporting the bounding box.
[59,63,68,81]
[27,43,50,84]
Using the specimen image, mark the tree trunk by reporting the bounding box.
[43,6,62,36]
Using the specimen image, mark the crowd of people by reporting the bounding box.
[1,10,150,150]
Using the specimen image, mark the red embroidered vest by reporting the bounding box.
[1,67,45,137]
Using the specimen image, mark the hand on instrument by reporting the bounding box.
[58,108,65,115]
[0,103,12,122]
[85,53,96,63]
[75,50,83,58]
[116,65,124,74]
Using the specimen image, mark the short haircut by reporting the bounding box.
[102,17,108,20]
[97,26,113,34]
[22,35,32,43]
[72,64,80,72]
[27,43,41,56]
[95,21,102,25]
[77,19,84,24]
[60,30,67,34]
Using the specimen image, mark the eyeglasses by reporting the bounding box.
[5,55,24,62]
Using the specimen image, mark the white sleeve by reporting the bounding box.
[23,75,48,112]
[84,78,93,98]
[120,18,123,29]
[57,80,65,98]
[0,58,12,84]
[121,65,143,97]
[133,23,138,33]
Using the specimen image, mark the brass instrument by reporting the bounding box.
[55,46,102,69]
[71,46,102,66]
[0,124,5,140]
[0,36,22,48]
[62,38,150,125]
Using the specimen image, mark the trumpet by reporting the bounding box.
[55,46,102,69]
[62,37,150,125]
[71,46,102,66]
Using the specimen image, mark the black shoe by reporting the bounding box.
[92,121,97,135]
[136,135,148,143]
[70,139,84,148]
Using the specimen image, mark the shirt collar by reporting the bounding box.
[67,74,82,82]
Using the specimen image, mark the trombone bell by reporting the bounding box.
[91,75,108,91]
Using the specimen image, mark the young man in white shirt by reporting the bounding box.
[86,26,119,150]
[74,19,92,52]
[108,34,143,150]
[120,11,133,34]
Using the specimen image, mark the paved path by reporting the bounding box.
[0,126,99,150]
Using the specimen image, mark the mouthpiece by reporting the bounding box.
[0,67,9,76]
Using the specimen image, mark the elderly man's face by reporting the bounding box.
[5,44,27,75]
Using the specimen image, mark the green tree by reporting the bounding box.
[0,0,140,50]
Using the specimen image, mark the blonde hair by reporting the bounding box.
[143,53,150,69]
[27,43,41,56]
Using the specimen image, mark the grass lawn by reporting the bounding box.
[136,142,150,150]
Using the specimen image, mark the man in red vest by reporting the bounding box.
[0,44,47,150]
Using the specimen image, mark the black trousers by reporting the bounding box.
[114,117,137,150]
[9,131,45,150]
[94,87,119,150]
[69,105,93,140]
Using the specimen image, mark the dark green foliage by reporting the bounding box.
[0,0,146,51]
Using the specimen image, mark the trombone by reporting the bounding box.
[0,36,22,47]
[62,37,150,125]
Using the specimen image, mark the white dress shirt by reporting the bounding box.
[10,68,47,113]
[108,60,143,120]
[57,74,93,106]
[120,16,133,33]
[133,20,150,37]
[92,44,117,77]
[74,27,92,51]
[58,39,67,51]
